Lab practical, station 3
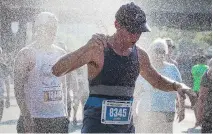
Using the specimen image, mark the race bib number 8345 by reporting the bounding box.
[101,100,133,125]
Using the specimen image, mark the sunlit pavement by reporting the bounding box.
[0,88,200,133]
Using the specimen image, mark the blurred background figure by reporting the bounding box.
[165,38,178,66]
[66,71,78,121]
[191,55,208,93]
[72,65,89,126]
[135,38,183,133]
[0,47,11,121]
[190,55,208,125]
[14,12,69,133]
[56,42,78,121]
[195,59,212,133]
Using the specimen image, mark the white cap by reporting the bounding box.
[34,12,58,28]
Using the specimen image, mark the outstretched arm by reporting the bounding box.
[137,47,190,93]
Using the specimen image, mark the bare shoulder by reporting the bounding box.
[136,46,150,63]
[16,45,35,60]
[14,44,37,71]
[88,34,107,52]
[77,33,107,60]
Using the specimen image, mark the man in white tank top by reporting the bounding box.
[14,12,69,133]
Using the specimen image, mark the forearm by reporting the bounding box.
[14,83,30,116]
[52,46,92,77]
[138,48,181,92]
[150,73,179,92]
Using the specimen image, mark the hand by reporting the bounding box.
[176,83,188,100]
[5,97,10,108]
[91,33,108,48]
[187,90,198,108]
[177,83,197,107]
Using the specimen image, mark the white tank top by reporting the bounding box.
[24,48,67,118]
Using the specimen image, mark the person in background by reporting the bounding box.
[195,59,212,133]
[191,55,208,93]
[165,38,178,66]
[14,12,69,133]
[190,56,208,125]
[135,38,184,133]
[72,65,89,125]
[0,47,10,121]
[57,42,78,121]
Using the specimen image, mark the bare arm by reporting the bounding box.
[138,47,185,92]
[52,37,104,77]
[195,86,209,125]
[14,49,35,116]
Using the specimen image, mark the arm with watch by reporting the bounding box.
[137,47,196,111]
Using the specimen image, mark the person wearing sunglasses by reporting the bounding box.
[135,38,183,133]
[165,38,178,67]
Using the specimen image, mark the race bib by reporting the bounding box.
[101,100,133,125]
[44,90,62,102]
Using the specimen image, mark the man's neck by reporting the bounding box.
[109,34,132,56]
[33,40,54,50]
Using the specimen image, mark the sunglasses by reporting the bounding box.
[154,49,166,55]
[168,45,175,49]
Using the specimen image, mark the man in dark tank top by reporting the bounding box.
[52,2,196,133]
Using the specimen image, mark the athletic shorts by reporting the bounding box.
[17,116,69,133]
[81,115,135,133]
[202,121,212,133]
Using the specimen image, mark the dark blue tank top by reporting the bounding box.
[88,44,140,98]
[83,45,140,133]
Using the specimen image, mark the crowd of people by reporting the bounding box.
[0,2,211,133]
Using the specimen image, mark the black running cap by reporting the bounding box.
[115,2,151,34]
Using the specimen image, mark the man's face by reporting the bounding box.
[117,26,141,49]
[36,22,58,43]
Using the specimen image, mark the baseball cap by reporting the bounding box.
[115,2,151,34]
